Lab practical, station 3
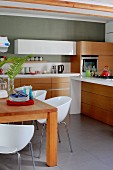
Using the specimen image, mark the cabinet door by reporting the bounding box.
[98,55,113,74]
[14,78,21,88]
[20,78,52,98]
[51,77,70,97]
[52,89,70,98]
[31,83,51,90]
[52,77,70,83]
[21,78,51,84]
[78,41,113,55]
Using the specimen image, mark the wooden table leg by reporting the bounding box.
[46,111,57,167]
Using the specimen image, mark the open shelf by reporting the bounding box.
[26,61,47,63]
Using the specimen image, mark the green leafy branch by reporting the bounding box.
[0,55,32,80]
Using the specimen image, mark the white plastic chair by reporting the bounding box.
[15,86,30,91]
[0,124,35,170]
[32,90,47,129]
[0,90,8,98]
[15,87,47,101]
[37,96,73,158]
[32,90,47,101]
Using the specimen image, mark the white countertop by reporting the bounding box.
[0,73,79,78]
[71,76,113,87]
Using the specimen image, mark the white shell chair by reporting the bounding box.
[0,124,35,170]
[15,86,30,91]
[0,90,8,98]
[15,87,47,101]
[32,90,47,101]
[37,96,73,158]
[32,90,47,129]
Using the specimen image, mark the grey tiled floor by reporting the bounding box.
[1,114,113,170]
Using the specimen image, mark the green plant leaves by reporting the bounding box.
[0,55,32,80]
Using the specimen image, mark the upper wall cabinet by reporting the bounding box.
[14,39,76,55]
[77,41,113,55]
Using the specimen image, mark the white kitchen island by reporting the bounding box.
[70,76,113,126]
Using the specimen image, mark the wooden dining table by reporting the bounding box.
[0,98,57,167]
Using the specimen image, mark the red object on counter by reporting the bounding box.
[6,99,34,106]
[101,65,111,77]
[0,68,3,74]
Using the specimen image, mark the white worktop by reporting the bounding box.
[0,73,79,78]
[71,76,113,87]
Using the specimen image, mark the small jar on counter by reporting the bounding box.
[38,56,43,61]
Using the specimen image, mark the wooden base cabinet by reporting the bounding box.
[13,77,70,99]
[81,82,113,126]
[20,78,52,99]
[51,77,70,98]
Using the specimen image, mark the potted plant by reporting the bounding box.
[0,55,32,94]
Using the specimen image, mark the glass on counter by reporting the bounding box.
[0,78,7,90]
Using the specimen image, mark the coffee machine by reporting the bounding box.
[58,65,64,73]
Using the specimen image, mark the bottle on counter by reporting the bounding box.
[51,65,56,74]
[86,69,90,77]
[29,85,33,100]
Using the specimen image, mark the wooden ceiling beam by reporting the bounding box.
[0,4,113,19]
[5,0,113,13]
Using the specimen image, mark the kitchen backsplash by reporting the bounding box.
[3,62,70,74]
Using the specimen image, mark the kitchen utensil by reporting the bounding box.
[58,64,64,73]
[101,65,110,77]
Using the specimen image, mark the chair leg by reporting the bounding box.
[35,120,39,130]
[17,152,21,170]
[29,142,36,170]
[61,122,73,152]
[58,127,61,143]
[38,123,46,158]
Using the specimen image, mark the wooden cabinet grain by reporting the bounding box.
[77,41,113,56]
[20,78,51,99]
[71,41,113,73]
[14,77,71,99]
[51,77,70,97]
[81,82,113,126]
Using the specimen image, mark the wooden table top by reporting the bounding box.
[0,98,58,167]
[0,99,57,117]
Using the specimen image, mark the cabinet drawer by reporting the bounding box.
[21,78,51,84]
[46,90,52,99]
[29,84,51,90]
[82,82,113,98]
[82,91,113,112]
[52,83,70,89]
[14,78,21,88]
[52,77,70,83]
[81,103,113,126]
[51,89,70,97]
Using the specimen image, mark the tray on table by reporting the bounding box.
[6,99,34,106]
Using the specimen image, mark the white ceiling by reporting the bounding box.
[0,0,113,23]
